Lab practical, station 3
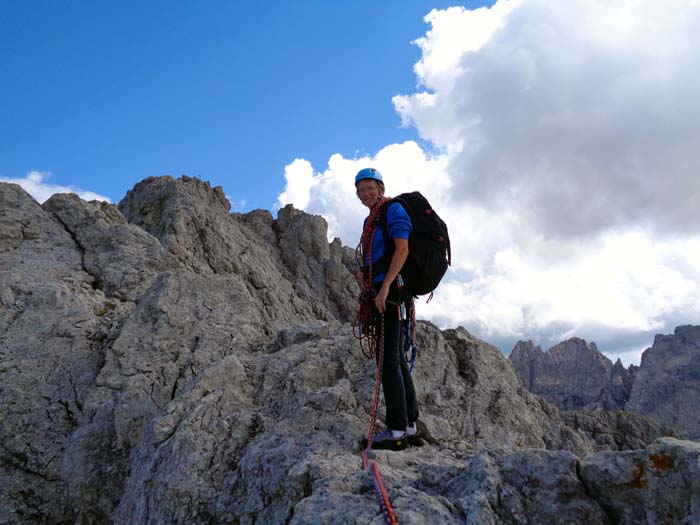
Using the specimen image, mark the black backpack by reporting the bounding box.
[377,192,451,296]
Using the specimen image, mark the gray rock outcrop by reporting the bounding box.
[579,437,700,524]
[627,325,700,440]
[560,410,672,452]
[509,338,631,411]
[510,327,700,441]
[1,176,697,524]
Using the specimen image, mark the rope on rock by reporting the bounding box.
[361,314,399,525]
[352,196,399,525]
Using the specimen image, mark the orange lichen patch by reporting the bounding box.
[650,452,674,471]
[631,463,648,489]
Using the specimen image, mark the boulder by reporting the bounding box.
[579,438,700,524]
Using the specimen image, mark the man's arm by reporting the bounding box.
[374,237,409,314]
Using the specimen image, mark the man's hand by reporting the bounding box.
[375,284,390,314]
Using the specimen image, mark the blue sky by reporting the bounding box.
[3,0,699,364]
[1,0,492,209]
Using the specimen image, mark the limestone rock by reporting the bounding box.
[611,358,637,409]
[118,175,234,274]
[560,409,674,451]
[420,327,594,454]
[444,440,700,524]
[627,325,700,440]
[108,320,599,524]
[118,175,357,322]
[1,183,128,523]
[509,338,622,411]
[0,182,89,285]
[509,329,700,442]
[2,177,698,525]
[496,449,609,523]
[275,204,358,321]
[579,437,700,524]
[234,208,277,246]
[42,192,172,301]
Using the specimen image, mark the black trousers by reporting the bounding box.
[374,282,420,431]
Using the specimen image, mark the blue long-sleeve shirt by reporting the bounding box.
[364,202,412,283]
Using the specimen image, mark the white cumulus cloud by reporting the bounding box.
[279,0,700,363]
[1,171,112,204]
[396,0,700,239]
[278,143,449,249]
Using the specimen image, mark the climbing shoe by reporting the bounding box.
[406,423,425,447]
[406,434,425,447]
[361,430,407,451]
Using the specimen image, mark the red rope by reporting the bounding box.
[352,197,391,357]
[371,463,398,524]
[360,314,399,525]
[352,197,400,524]
[363,314,385,464]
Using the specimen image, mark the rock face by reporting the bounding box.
[509,338,632,411]
[510,328,700,441]
[559,410,672,452]
[579,437,700,524]
[1,176,697,524]
[627,326,700,440]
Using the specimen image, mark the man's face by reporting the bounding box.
[357,179,382,209]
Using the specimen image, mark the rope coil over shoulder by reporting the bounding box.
[352,196,391,357]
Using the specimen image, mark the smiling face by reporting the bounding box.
[356,179,384,209]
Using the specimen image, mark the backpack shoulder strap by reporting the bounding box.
[371,198,405,276]
[380,195,414,228]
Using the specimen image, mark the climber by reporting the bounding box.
[355,167,420,451]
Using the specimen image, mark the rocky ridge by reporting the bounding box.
[1,176,698,524]
[509,329,700,441]
[509,338,638,412]
[626,325,700,440]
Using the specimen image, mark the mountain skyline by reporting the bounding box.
[3,0,700,365]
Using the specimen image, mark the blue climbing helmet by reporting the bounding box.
[355,167,383,186]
